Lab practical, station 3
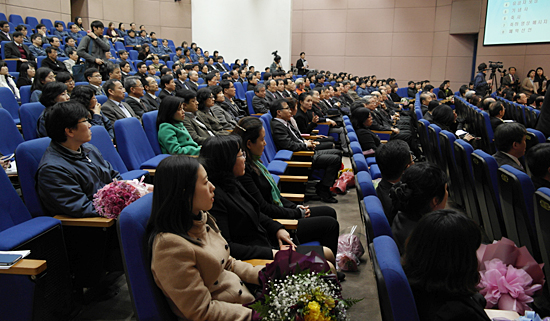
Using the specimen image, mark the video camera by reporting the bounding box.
[489,61,503,70]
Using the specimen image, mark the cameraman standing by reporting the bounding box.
[474,63,492,97]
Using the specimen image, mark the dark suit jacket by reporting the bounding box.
[187,81,199,92]
[126,96,155,117]
[158,89,174,101]
[493,151,525,172]
[251,95,269,114]
[356,127,381,151]
[0,32,11,42]
[375,179,396,225]
[502,73,519,92]
[371,108,393,131]
[294,108,317,134]
[271,119,307,152]
[182,113,213,145]
[536,86,550,137]
[216,63,228,72]
[264,90,279,103]
[175,79,190,91]
[142,93,161,110]
[4,41,34,71]
[296,58,307,75]
[41,57,68,74]
[101,99,140,125]
[490,116,504,132]
[208,180,284,260]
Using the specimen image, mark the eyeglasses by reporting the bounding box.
[77,119,91,125]
[280,107,290,110]
[92,74,102,78]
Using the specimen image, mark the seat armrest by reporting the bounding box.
[243,259,273,266]
[278,175,308,183]
[285,161,312,168]
[144,169,156,176]
[280,193,304,202]
[311,130,319,134]
[292,151,314,157]
[274,219,298,230]
[0,259,47,276]
[53,215,115,228]
[372,130,392,135]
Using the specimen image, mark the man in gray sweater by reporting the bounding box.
[76,20,110,70]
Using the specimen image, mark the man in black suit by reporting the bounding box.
[174,69,191,91]
[270,98,341,203]
[0,21,11,42]
[419,92,432,116]
[220,79,244,120]
[158,74,176,101]
[41,47,69,74]
[489,101,505,132]
[4,31,34,72]
[493,122,527,172]
[135,61,149,86]
[125,76,156,117]
[501,66,520,92]
[282,78,298,99]
[264,79,279,102]
[187,70,200,92]
[142,76,161,109]
[252,84,269,114]
[215,56,229,72]
[296,52,308,76]
[101,79,140,124]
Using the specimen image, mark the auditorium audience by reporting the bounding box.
[56,72,75,95]
[84,68,106,95]
[489,101,505,132]
[142,76,161,109]
[146,155,261,320]
[41,47,69,74]
[158,75,176,101]
[49,36,66,58]
[156,96,201,155]
[390,162,448,253]
[125,76,155,117]
[251,83,268,114]
[30,67,55,102]
[4,31,34,71]
[493,122,527,172]
[71,84,114,140]
[403,210,490,321]
[210,85,237,130]
[195,87,229,137]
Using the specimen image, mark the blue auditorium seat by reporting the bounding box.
[19,85,31,104]
[9,14,24,26]
[364,195,392,239]
[19,102,45,141]
[0,87,21,123]
[0,108,23,156]
[356,170,376,199]
[534,187,550,295]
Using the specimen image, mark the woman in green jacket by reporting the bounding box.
[157,96,201,155]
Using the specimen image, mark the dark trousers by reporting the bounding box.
[297,215,339,255]
[312,149,342,188]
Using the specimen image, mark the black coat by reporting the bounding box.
[271,119,307,151]
[208,180,284,260]
[412,287,491,321]
[4,41,34,71]
[356,127,381,151]
[294,108,317,134]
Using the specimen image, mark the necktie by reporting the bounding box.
[139,99,148,112]
[286,122,302,142]
[6,78,16,96]
[118,103,132,118]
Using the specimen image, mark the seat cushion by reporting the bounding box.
[266,160,288,175]
[0,217,61,250]
[139,154,171,169]
[273,150,293,161]
[121,170,150,181]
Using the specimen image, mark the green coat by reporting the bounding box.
[158,121,201,155]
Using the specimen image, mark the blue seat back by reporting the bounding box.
[89,126,129,174]
[25,16,39,30]
[428,123,443,168]
[356,171,376,198]
[95,94,108,105]
[40,19,54,31]
[353,153,368,173]
[15,137,51,217]
[198,84,206,90]
[396,87,408,98]
[9,14,24,26]
[19,102,45,141]
[364,195,392,239]
[527,128,545,144]
[19,85,32,104]
[350,141,362,155]
[260,113,277,162]
[114,117,156,170]
[233,81,245,100]
[0,87,21,123]
[348,131,358,142]
[373,235,419,321]
[142,111,162,155]
[118,193,177,321]
[498,165,539,260]
[0,169,32,231]
[246,90,256,115]
[415,108,422,120]
[0,108,23,155]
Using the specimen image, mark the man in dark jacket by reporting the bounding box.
[270,98,341,203]
[4,31,34,71]
[493,122,527,172]
[76,20,110,70]
[36,101,122,217]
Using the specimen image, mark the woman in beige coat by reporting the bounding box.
[520,69,536,95]
[146,155,263,321]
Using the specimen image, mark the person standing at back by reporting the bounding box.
[77,20,110,71]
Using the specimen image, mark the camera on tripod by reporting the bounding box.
[489,61,503,70]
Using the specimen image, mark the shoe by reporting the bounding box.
[337,271,346,282]
[320,194,338,203]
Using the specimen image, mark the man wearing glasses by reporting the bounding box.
[37,101,123,217]
[85,68,106,95]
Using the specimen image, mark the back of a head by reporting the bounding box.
[375,140,411,181]
[494,122,526,153]
[174,88,196,103]
[350,107,370,130]
[427,100,440,112]
[526,143,550,179]
[45,101,89,143]
[488,101,504,117]
[390,162,447,220]
[431,104,454,127]
[70,85,95,108]
[200,135,242,187]
[402,209,481,296]
[39,82,67,108]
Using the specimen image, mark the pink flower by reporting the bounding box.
[92,178,151,219]
[479,258,542,315]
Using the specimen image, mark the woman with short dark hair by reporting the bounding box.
[147,155,262,320]
[438,80,453,99]
[351,107,380,152]
[71,85,114,139]
[36,82,69,137]
[30,67,55,102]
[390,162,448,252]
[403,209,489,321]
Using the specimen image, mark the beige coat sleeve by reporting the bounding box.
[152,236,253,321]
